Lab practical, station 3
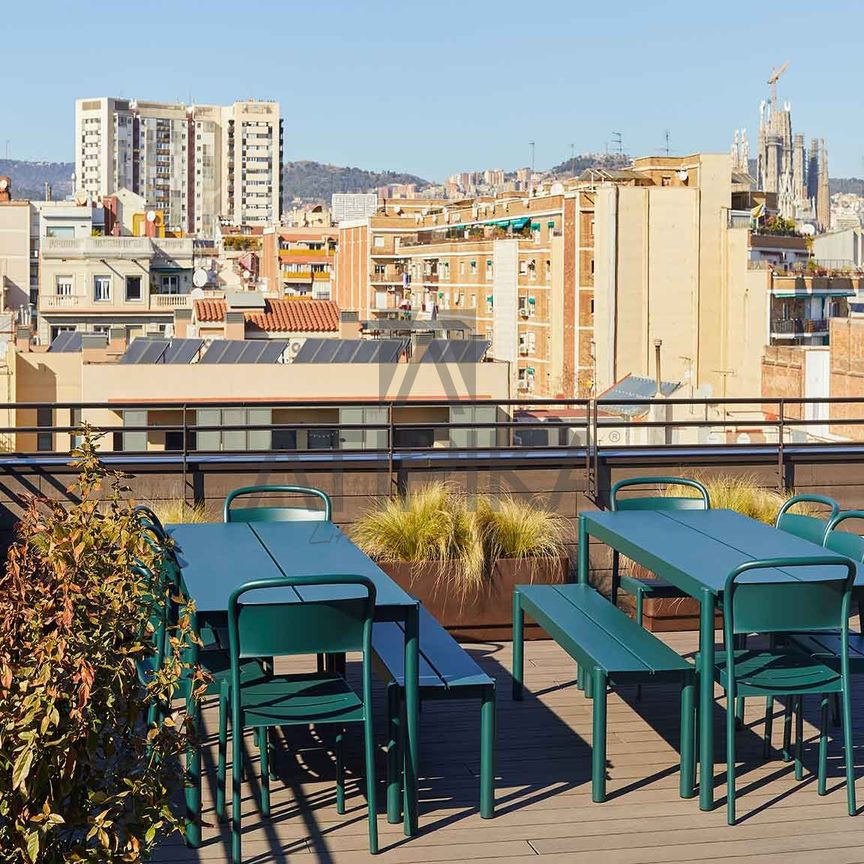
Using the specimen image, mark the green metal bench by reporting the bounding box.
[512,583,695,803]
[372,606,495,822]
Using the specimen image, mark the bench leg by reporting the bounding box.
[782,698,794,762]
[610,551,620,606]
[335,730,345,815]
[680,677,695,799]
[512,591,524,701]
[386,684,403,824]
[480,684,495,818]
[763,696,774,759]
[794,696,805,781]
[591,668,608,803]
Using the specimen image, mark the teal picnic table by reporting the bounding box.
[168,520,422,844]
[577,508,863,811]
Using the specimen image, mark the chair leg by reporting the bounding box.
[480,684,496,818]
[512,591,524,701]
[763,696,774,759]
[257,727,270,818]
[216,683,228,822]
[735,696,745,729]
[858,598,864,635]
[726,691,737,826]
[818,694,829,796]
[679,677,695,799]
[841,684,857,816]
[794,696,805,782]
[782,699,794,762]
[363,712,379,854]
[231,720,243,864]
[832,692,841,728]
[591,667,608,803]
[386,684,402,824]
[634,591,644,700]
[610,551,620,607]
[335,730,345,815]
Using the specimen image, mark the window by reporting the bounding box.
[373,235,385,248]
[56,276,73,296]
[125,276,142,301]
[661,176,671,187]
[459,261,465,276]
[470,260,477,276]
[37,407,53,453]
[93,275,111,302]
[486,259,493,278]
[50,325,75,341]
[161,275,179,294]
[590,258,595,275]
[519,260,527,276]
[92,325,110,336]
[528,260,536,281]
[46,226,75,239]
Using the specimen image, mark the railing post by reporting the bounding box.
[182,403,189,506]
[777,400,786,493]
[388,401,396,496]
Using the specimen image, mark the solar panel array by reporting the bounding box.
[418,339,491,364]
[292,338,406,364]
[199,340,288,364]
[48,332,83,353]
[120,337,204,365]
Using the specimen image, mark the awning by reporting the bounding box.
[494,219,510,228]
[511,217,530,231]
[530,222,541,230]
[547,220,555,228]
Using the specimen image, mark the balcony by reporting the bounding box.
[39,294,192,312]
[41,237,193,260]
[770,318,829,337]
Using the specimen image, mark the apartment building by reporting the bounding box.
[74,98,282,233]
[261,227,337,299]
[37,235,195,344]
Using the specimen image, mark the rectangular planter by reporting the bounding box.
[380,556,568,642]
[641,596,723,632]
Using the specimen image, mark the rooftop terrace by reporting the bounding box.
[152,633,864,864]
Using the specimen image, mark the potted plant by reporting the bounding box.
[351,483,568,640]
[0,430,201,860]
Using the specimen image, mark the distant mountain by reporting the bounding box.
[282,160,430,204]
[0,159,74,201]
[548,152,632,176]
[830,177,864,196]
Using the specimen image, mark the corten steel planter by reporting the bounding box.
[380,556,568,642]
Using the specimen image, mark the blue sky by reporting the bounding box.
[3,0,863,179]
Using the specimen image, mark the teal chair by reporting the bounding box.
[224,485,332,523]
[775,494,839,545]
[225,575,379,863]
[609,477,710,625]
[710,556,857,825]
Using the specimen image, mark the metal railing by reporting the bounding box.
[8,396,864,501]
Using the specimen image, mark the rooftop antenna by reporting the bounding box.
[662,130,671,156]
[570,142,575,170]
[611,131,623,157]
[529,141,535,194]
[767,61,790,115]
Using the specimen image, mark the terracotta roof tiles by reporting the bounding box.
[194,298,339,333]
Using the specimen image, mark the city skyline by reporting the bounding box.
[3,0,864,178]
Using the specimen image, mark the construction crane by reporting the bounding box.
[767,61,790,114]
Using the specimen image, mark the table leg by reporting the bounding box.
[403,603,420,836]
[185,607,202,848]
[698,589,715,811]
[578,515,588,585]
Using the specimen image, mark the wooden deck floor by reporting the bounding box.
[153,632,864,864]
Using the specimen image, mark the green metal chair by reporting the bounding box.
[709,556,857,825]
[775,494,839,546]
[225,575,379,863]
[609,477,711,625]
[224,485,332,523]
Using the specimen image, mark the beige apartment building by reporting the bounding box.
[75,97,282,233]
[261,227,337,299]
[37,236,195,344]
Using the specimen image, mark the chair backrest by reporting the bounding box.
[775,494,839,546]
[610,476,710,512]
[134,504,168,538]
[224,485,332,523]
[723,556,856,643]
[822,510,864,562]
[227,574,375,662]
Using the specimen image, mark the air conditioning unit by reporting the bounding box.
[286,338,305,361]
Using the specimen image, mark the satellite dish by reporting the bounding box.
[190,287,205,300]
[0,178,8,192]
[799,224,816,236]
[146,210,157,223]
[677,170,688,181]
[551,182,564,195]
[192,268,209,288]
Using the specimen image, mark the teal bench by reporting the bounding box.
[512,583,695,802]
[373,607,495,821]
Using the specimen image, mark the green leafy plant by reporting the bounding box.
[0,428,203,862]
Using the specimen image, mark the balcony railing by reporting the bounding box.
[41,237,193,259]
[40,294,192,311]
[41,295,80,308]
[151,294,191,309]
[771,318,829,335]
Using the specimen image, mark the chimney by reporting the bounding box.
[108,326,127,357]
[225,310,245,340]
[15,325,31,352]
[174,307,193,338]
[339,310,361,339]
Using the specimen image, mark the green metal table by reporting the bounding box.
[169,520,421,843]
[577,508,862,811]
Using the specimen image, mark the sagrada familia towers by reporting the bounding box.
[731,64,830,229]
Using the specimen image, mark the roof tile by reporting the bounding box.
[194,298,339,333]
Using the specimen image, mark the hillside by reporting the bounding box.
[282,160,429,203]
[548,152,632,176]
[0,160,74,200]
[830,177,864,196]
